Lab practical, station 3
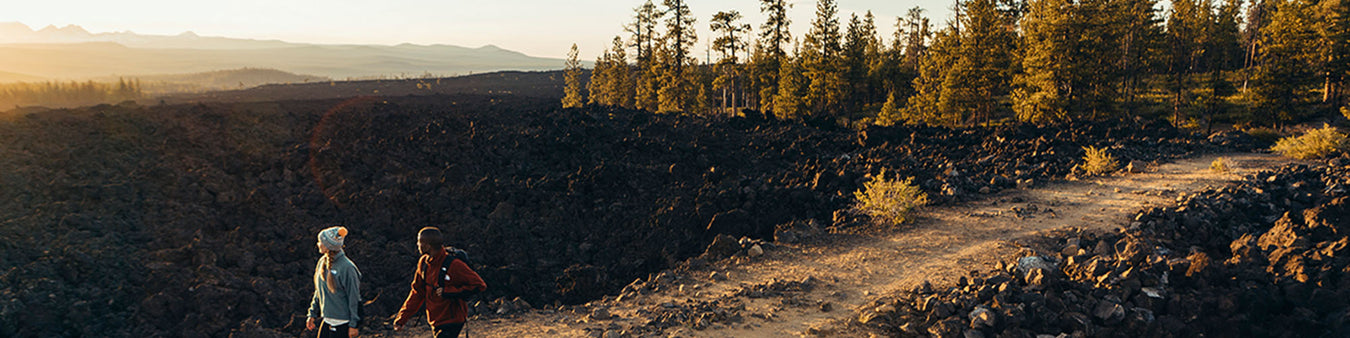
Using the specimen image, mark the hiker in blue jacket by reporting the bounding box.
[306,226,362,338]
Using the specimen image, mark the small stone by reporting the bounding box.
[591,307,613,320]
[969,306,997,328]
[820,301,833,312]
[1016,256,1056,276]
[1093,240,1113,256]
[1094,301,1125,320]
[1061,244,1081,257]
[703,234,740,259]
[748,244,764,257]
[979,186,992,194]
[1127,161,1146,173]
[1141,287,1165,298]
[710,271,728,281]
[512,297,533,311]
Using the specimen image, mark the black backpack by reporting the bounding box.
[435,246,479,299]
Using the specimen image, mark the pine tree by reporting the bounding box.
[747,41,774,110]
[629,1,664,111]
[1242,0,1269,92]
[1165,0,1210,125]
[905,0,1017,126]
[860,12,886,106]
[901,8,933,72]
[1201,0,1244,130]
[588,50,611,106]
[1075,0,1128,118]
[1317,0,1350,107]
[774,45,808,119]
[562,43,585,108]
[693,58,715,115]
[886,8,931,104]
[712,10,751,113]
[947,0,1019,125]
[843,13,880,114]
[657,0,697,113]
[1013,0,1074,123]
[1251,0,1320,125]
[1116,0,1165,114]
[906,29,958,125]
[588,36,635,108]
[606,36,635,108]
[876,90,903,126]
[803,0,845,117]
[757,0,792,113]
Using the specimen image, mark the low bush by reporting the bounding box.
[853,170,928,225]
[1271,124,1349,159]
[1076,146,1119,176]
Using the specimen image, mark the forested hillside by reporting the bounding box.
[568,0,1349,129]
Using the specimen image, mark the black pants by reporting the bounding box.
[433,323,465,338]
[317,322,349,338]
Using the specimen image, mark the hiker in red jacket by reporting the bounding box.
[393,227,487,338]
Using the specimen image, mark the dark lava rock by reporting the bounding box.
[703,234,742,260]
[0,95,1239,336]
[865,163,1350,337]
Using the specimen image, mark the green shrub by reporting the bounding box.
[1211,157,1231,173]
[1075,146,1119,176]
[1271,124,1349,159]
[853,170,928,225]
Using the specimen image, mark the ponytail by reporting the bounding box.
[315,254,339,293]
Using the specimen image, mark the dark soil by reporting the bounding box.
[0,94,1243,337]
[862,158,1350,337]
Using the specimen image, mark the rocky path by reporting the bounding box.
[374,153,1285,338]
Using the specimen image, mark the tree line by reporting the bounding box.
[0,79,143,110]
[564,0,1349,129]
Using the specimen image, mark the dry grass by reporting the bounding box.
[1211,157,1231,173]
[1271,124,1349,160]
[1076,146,1119,176]
[853,170,928,225]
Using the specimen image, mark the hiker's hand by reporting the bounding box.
[348,327,358,337]
[306,317,317,330]
[436,287,443,296]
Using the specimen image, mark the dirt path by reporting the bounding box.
[373,153,1285,338]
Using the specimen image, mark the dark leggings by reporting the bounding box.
[317,322,349,338]
[434,323,465,338]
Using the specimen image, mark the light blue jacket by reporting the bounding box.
[307,251,362,327]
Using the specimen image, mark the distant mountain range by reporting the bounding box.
[0,22,569,82]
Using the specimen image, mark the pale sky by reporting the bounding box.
[4,0,957,60]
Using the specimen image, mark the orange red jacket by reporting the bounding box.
[394,249,487,327]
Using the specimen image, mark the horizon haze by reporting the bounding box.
[3,0,957,60]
